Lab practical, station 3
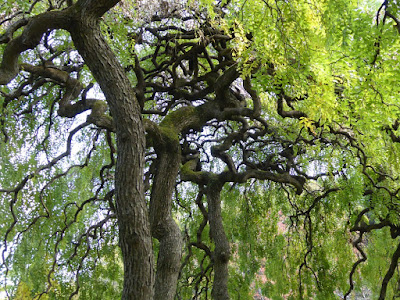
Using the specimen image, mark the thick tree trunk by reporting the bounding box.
[150,131,183,300]
[70,13,154,300]
[206,181,230,300]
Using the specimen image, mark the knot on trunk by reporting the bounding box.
[214,249,231,264]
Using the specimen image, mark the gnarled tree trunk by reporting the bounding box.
[69,2,154,299]
[206,181,230,300]
[149,127,183,300]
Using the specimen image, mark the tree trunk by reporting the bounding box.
[149,131,183,300]
[206,181,230,300]
[70,13,154,300]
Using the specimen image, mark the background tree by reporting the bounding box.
[2,0,400,299]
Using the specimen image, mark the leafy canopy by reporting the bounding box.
[1,0,400,299]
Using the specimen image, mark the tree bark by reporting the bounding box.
[69,5,154,299]
[149,131,182,300]
[206,181,230,300]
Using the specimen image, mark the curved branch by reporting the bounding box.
[344,230,367,299]
[379,241,400,300]
[0,18,29,44]
[75,0,120,18]
[277,94,307,119]
[0,10,73,85]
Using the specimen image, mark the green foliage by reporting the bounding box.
[12,282,31,300]
[3,0,400,299]
[362,228,400,299]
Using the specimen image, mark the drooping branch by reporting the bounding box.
[386,10,400,34]
[379,241,400,300]
[20,63,114,130]
[343,230,367,300]
[0,18,29,44]
[0,9,73,85]
[277,93,307,119]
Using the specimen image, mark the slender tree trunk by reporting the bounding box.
[206,181,230,300]
[150,132,183,300]
[70,13,154,300]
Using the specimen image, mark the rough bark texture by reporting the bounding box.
[206,181,230,300]
[149,129,182,300]
[69,3,154,299]
[0,10,72,85]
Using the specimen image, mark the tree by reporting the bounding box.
[2,0,400,299]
